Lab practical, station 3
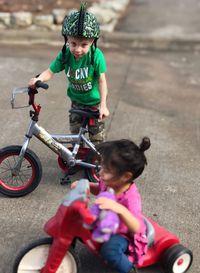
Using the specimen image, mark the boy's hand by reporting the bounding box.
[29,78,38,88]
[99,105,109,120]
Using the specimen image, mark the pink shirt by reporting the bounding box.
[99,179,148,265]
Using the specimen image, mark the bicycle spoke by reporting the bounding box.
[0,156,33,187]
[0,147,41,196]
[0,168,11,175]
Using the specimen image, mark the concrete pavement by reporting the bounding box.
[0,44,199,273]
[116,0,200,35]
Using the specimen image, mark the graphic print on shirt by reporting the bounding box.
[67,66,93,92]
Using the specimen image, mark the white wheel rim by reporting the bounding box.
[172,253,191,273]
[18,244,78,273]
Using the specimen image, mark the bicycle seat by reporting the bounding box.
[69,108,100,119]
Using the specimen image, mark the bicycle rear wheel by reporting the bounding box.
[84,150,100,183]
[0,145,42,197]
[13,237,80,273]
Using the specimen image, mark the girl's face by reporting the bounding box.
[67,36,94,59]
[99,165,132,194]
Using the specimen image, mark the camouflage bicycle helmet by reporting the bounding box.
[62,3,100,39]
[61,3,100,65]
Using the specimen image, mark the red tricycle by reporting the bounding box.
[13,179,193,273]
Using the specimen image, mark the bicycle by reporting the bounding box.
[0,81,101,198]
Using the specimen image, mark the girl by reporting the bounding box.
[89,137,151,273]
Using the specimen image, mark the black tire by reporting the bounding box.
[0,145,42,197]
[162,244,193,273]
[84,150,100,183]
[13,237,80,273]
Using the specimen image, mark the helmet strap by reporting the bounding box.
[91,38,98,65]
[61,36,68,64]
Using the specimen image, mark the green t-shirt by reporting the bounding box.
[49,47,106,105]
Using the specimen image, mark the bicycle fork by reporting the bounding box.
[12,120,35,176]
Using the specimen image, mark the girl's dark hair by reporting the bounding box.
[97,137,151,180]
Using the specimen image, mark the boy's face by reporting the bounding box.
[67,36,94,60]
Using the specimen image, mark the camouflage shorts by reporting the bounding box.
[69,102,105,144]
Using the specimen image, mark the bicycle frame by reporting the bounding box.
[11,85,99,175]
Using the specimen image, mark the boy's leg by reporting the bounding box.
[69,102,105,144]
[88,118,105,144]
[69,102,83,134]
[87,104,105,144]
[100,234,133,273]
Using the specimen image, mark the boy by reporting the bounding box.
[29,3,109,144]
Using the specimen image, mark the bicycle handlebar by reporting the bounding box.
[11,81,49,110]
[35,80,49,90]
[27,81,49,110]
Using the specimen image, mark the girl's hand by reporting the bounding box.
[96,197,140,233]
[95,197,124,214]
[99,105,109,120]
[70,181,78,189]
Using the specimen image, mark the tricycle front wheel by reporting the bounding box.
[0,145,42,197]
[13,237,80,273]
[162,244,193,273]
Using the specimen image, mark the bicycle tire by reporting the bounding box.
[13,237,80,273]
[0,145,42,197]
[84,150,100,183]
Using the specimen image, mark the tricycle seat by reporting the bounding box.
[144,218,155,247]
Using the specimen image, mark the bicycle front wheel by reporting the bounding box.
[0,145,42,197]
[13,237,80,273]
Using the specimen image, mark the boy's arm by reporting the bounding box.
[98,73,109,120]
[29,68,54,87]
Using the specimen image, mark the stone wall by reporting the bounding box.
[0,0,130,32]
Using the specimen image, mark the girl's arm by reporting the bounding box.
[29,68,54,87]
[98,73,109,120]
[71,181,100,196]
[95,197,140,233]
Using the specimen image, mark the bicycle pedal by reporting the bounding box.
[67,168,77,175]
[60,176,71,185]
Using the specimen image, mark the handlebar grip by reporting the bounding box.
[35,80,49,90]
